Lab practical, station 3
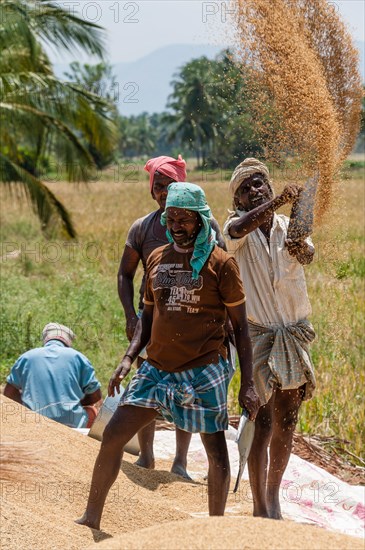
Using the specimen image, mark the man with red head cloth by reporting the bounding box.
[144,154,187,194]
[118,155,225,478]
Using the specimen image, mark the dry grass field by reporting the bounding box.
[1,162,364,462]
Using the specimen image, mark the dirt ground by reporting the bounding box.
[0,396,363,550]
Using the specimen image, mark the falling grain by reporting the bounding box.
[234,0,363,218]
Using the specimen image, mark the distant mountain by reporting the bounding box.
[54,41,365,116]
[54,44,224,116]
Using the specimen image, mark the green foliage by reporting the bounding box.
[117,112,184,159]
[118,113,158,157]
[354,87,365,152]
[0,0,117,237]
[164,50,262,168]
[335,256,365,279]
[64,62,119,169]
[1,236,129,391]
[116,50,263,166]
[1,159,364,464]
[340,159,365,179]
[343,160,365,169]
[165,56,220,166]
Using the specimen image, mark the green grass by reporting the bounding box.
[0,249,130,390]
[335,256,365,279]
[1,170,364,464]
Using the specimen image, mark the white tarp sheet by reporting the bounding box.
[152,428,365,540]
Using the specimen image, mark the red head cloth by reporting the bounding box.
[144,155,187,191]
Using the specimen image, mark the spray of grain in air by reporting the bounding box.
[234,0,363,219]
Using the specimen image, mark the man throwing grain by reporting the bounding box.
[77,182,259,529]
[223,158,316,520]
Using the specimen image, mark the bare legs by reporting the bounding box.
[267,388,303,519]
[136,420,156,468]
[77,408,228,528]
[137,421,192,477]
[135,356,157,469]
[248,393,275,518]
[76,405,157,530]
[248,386,304,520]
[171,429,192,478]
[135,354,192,477]
[200,431,230,515]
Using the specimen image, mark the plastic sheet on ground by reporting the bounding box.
[152,428,365,540]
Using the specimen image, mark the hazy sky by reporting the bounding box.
[49,0,365,64]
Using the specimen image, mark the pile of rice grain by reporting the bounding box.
[1,396,363,550]
[90,516,364,550]
[235,0,363,218]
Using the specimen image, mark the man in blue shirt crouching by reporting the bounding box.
[4,323,102,428]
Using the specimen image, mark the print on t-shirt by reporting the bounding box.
[152,263,203,313]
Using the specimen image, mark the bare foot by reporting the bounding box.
[268,508,283,520]
[135,455,155,469]
[267,495,283,519]
[253,504,270,518]
[75,513,100,530]
[170,461,192,480]
[253,510,270,518]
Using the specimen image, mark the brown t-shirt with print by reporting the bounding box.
[126,210,226,310]
[143,244,245,372]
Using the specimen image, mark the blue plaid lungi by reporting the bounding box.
[119,356,230,433]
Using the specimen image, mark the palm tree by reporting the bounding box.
[0,0,117,237]
[64,62,119,169]
[165,51,261,169]
[166,57,221,167]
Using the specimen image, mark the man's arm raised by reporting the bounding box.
[286,238,315,265]
[229,184,301,239]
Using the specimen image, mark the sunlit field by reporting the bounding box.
[1,162,364,463]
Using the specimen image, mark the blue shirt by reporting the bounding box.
[7,340,101,428]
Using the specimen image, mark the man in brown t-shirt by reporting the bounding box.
[77,183,260,529]
[118,154,225,477]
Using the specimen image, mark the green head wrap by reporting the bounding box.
[161,182,217,280]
